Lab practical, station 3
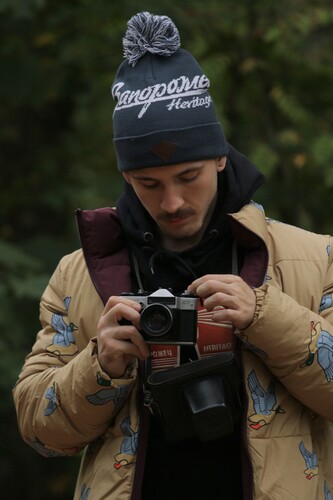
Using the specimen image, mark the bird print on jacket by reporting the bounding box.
[300,321,333,381]
[114,417,138,469]
[79,484,90,499]
[44,381,60,416]
[324,481,333,500]
[47,296,78,357]
[247,370,285,429]
[299,441,319,479]
[86,371,131,414]
[319,293,333,314]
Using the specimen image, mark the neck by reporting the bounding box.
[161,233,202,252]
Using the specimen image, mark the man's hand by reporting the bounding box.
[97,296,150,378]
[188,274,256,330]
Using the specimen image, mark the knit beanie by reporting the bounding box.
[111,11,229,171]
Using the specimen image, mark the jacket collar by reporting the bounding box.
[229,202,269,288]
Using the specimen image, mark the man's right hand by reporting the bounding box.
[96,296,150,378]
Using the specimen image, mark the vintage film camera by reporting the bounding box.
[120,288,197,344]
[121,288,242,442]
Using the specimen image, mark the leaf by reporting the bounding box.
[0,239,41,271]
[250,144,279,178]
[9,274,49,299]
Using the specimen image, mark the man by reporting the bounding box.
[13,11,333,500]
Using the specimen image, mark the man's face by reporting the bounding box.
[123,157,226,251]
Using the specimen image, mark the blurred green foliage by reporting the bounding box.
[1,0,333,497]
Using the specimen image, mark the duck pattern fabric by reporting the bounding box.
[13,203,333,500]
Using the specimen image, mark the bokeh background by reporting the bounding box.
[2,0,333,497]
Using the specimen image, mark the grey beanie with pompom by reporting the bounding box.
[112,11,229,171]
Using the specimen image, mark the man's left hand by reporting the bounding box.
[188,274,256,330]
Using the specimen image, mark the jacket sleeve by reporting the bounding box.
[12,253,137,457]
[241,235,333,422]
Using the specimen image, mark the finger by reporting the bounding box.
[204,288,255,329]
[98,330,148,378]
[188,275,240,294]
[97,303,148,359]
[99,324,150,360]
[100,302,142,329]
[113,327,150,358]
[211,305,255,330]
[203,291,240,311]
[192,280,238,301]
[101,296,142,318]
[209,307,243,329]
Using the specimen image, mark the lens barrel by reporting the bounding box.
[140,303,173,337]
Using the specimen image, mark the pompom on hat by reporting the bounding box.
[112,12,229,171]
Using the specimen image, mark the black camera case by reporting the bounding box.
[143,352,242,442]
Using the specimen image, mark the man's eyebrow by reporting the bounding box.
[132,165,203,181]
[131,174,158,181]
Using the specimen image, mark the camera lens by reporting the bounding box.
[140,304,173,337]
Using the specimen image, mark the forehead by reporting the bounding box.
[127,160,208,179]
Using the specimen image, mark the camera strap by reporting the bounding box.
[131,249,145,291]
[131,241,239,290]
[142,356,158,415]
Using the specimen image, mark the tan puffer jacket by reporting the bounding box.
[13,203,333,499]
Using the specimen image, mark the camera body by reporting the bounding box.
[121,288,197,344]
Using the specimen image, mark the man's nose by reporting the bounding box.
[160,187,184,213]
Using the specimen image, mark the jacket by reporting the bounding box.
[13,202,333,499]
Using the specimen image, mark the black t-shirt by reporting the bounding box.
[142,415,243,500]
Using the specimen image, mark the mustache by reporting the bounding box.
[157,208,196,222]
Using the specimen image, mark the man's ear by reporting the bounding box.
[216,156,227,172]
[123,172,131,184]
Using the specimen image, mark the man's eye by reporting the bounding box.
[141,181,158,189]
[181,173,199,183]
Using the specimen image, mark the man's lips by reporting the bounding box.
[164,218,188,227]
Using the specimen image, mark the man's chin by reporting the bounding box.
[162,224,196,239]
